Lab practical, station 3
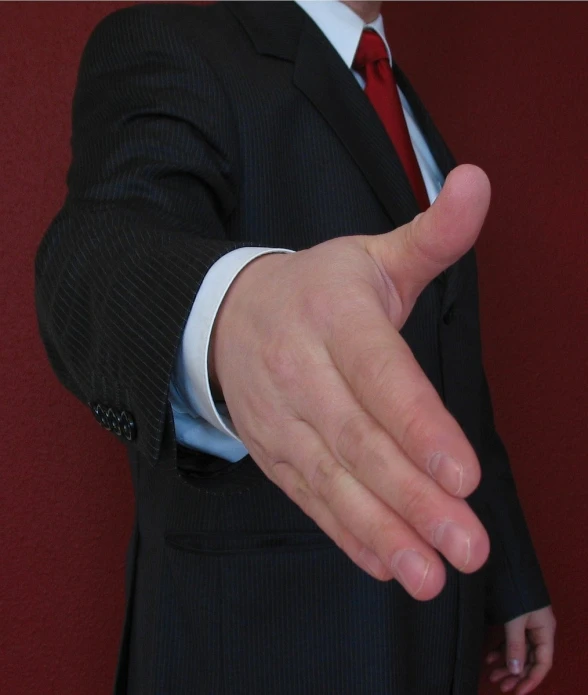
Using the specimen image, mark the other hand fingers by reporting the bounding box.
[515,643,554,695]
[505,616,528,676]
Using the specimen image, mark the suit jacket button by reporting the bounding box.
[107,408,122,436]
[101,405,111,430]
[94,403,109,429]
[120,411,137,441]
[443,306,455,325]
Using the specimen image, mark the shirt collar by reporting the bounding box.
[295,1,392,68]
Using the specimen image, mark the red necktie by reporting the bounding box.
[353,30,430,211]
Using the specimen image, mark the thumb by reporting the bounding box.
[504,615,528,676]
[368,164,491,318]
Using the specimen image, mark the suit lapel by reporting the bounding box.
[227,1,421,228]
[394,64,463,312]
[394,64,457,178]
[293,22,422,227]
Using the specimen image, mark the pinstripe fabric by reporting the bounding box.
[35,3,550,693]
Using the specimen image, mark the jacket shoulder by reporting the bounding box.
[82,2,234,62]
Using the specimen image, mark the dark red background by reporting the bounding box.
[1,2,586,693]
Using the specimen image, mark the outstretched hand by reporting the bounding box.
[210,164,492,599]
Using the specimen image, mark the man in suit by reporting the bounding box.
[35,1,555,693]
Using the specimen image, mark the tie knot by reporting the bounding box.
[353,30,388,70]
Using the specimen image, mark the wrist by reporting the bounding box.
[208,252,292,394]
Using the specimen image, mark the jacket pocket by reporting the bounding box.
[161,529,398,695]
[176,448,266,492]
[165,529,337,555]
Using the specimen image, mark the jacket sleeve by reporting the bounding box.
[479,371,551,624]
[35,6,250,466]
[460,251,551,624]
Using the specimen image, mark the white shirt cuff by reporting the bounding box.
[173,246,294,443]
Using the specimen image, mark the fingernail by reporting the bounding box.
[508,658,522,675]
[433,521,471,570]
[428,453,464,495]
[392,548,430,596]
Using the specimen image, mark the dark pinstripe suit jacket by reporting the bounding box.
[35,3,550,694]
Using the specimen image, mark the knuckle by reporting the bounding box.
[267,458,314,518]
[266,457,293,487]
[289,479,315,517]
[352,347,393,401]
[363,515,398,562]
[361,517,382,551]
[308,454,340,500]
[405,214,437,266]
[399,475,434,524]
[396,390,433,453]
[300,285,335,330]
[246,429,274,465]
[261,338,301,390]
[335,412,380,471]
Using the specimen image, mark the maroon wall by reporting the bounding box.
[1,3,586,693]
